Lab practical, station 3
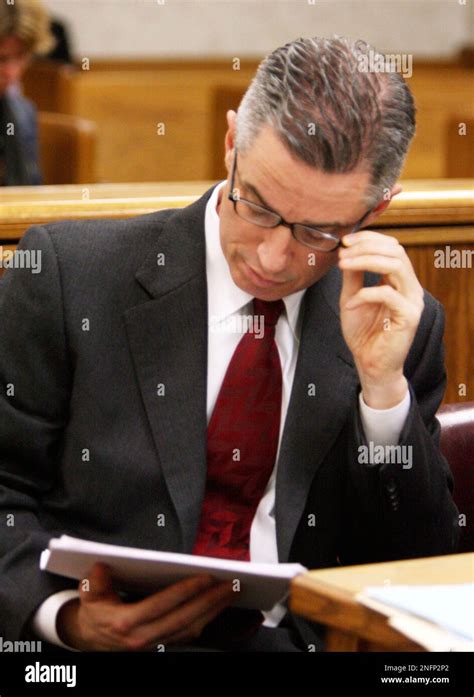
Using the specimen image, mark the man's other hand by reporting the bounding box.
[56,563,236,651]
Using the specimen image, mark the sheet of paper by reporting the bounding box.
[358,584,474,641]
[40,535,307,611]
[388,614,474,652]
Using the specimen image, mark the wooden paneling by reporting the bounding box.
[21,60,474,183]
[64,71,251,182]
[84,59,261,72]
[38,112,97,184]
[446,116,474,178]
[402,67,474,179]
[1,178,472,404]
[21,60,76,113]
[212,86,247,180]
[396,239,473,404]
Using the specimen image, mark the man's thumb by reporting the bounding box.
[79,562,116,602]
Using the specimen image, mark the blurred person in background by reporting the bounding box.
[0,0,55,186]
[46,18,73,64]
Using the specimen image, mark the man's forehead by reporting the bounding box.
[237,125,371,209]
[237,147,371,226]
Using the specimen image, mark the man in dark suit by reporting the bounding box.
[0,37,459,652]
[0,0,55,185]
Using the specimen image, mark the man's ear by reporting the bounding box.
[224,110,237,173]
[365,183,403,225]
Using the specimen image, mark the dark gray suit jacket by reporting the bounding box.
[0,187,459,645]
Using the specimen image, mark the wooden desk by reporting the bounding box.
[290,553,473,652]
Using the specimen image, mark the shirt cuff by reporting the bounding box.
[31,590,81,651]
[359,389,411,446]
[262,602,287,628]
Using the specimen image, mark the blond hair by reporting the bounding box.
[0,0,55,55]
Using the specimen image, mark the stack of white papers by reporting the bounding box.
[40,535,307,611]
[357,584,474,652]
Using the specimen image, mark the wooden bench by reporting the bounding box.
[38,112,97,184]
[21,60,474,183]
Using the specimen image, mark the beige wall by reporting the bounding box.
[43,0,472,60]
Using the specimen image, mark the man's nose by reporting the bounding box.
[256,224,294,275]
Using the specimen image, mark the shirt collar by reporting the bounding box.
[205,181,306,340]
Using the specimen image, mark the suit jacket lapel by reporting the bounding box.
[123,190,214,552]
[275,267,359,563]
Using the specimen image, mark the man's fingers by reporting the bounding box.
[122,574,219,629]
[80,563,118,603]
[340,254,404,277]
[124,581,236,651]
[147,588,237,648]
[344,285,423,323]
[342,230,399,248]
[74,573,233,651]
[340,231,423,299]
[142,580,236,640]
[340,237,402,259]
[339,255,422,299]
[340,268,364,304]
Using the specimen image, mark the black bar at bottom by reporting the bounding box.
[0,650,472,695]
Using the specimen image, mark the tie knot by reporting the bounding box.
[253,298,285,328]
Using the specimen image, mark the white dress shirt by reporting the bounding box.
[33,182,410,647]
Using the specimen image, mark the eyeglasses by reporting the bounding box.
[227,149,373,252]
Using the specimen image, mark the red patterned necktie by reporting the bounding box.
[193,298,284,560]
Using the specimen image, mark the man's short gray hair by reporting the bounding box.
[236,36,416,207]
